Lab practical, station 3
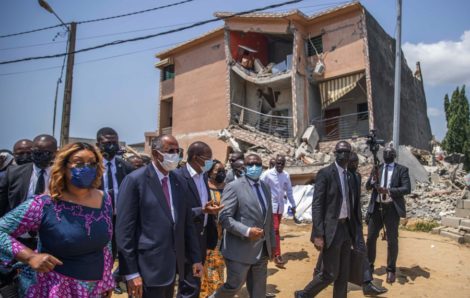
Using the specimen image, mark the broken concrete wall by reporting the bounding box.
[364,11,432,151]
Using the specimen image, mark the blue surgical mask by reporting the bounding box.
[70,166,97,188]
[245,165,263,180]
[201,159,213,173]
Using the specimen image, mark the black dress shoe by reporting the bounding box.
[113,285,124,295]
[386,272,396,284]
[363,282,388,296]
[294,290,305,298]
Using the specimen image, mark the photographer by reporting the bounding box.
[365,143,411,284]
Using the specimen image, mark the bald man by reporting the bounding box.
[13,139,34,165]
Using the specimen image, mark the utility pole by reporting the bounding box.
[392,0,402,157]
[60,22,76,147]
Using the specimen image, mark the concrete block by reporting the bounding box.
[460,219,470,229]
[441,216,462,228]
[397,146,429,190]
[464,234,470,244]
[431,226,444,234]
[440,230,465,244]
[301,125,319,150]
[455,208,470,218]
[456,199,464,209]
[463,200,470,209]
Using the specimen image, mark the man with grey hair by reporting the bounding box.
[117,134,203,298]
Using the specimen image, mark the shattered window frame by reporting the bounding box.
[357,102,369,120]
[162,64,175,81]
[307,35,323,57]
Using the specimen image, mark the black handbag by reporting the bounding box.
[0,265,19,298]
[348,249,365,286]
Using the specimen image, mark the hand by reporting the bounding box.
[377,187,388,194]
[127,276,143,298]
[313,237,324,251]
[203,201,224,215]
[192,262,204,278]
[101,290,112,297]
[248,227,264,240]
[27,253,63,273]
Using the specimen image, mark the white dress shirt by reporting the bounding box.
[335,162,350,219]
[260,168,296,214]
[27,164,51,199]
[186,163,209,226]
[102,157,119,208]
[126,163,175,281]
[377,162,395,203]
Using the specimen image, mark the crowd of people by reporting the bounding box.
[0,128,411,298]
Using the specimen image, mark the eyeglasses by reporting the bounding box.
[69,162,98,169]
[246,162,262,167]
[163,148,181,154]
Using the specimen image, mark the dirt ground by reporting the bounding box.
[116,220,470,298]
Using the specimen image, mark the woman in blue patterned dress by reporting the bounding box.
[0,142,114,297]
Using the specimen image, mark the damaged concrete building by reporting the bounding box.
[148,1,432,179]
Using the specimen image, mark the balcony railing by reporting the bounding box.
[311,111,369,141]
[230,103,293,139]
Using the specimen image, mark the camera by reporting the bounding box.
[366,129,385,155]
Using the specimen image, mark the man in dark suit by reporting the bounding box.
[295,141,357,298]
[312,153,388,296]
[225,152,244,184]
[96,127,134,294]
[366,146,411,284]
[174,141,221,298]
[0,134,57,248]
[13,139,34,165]
[116,134,203,298]
[210,153,275,298]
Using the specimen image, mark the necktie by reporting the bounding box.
[253,182,267,218]
[382,165,389,202]
[343,170,350,218]
[161,177,171,209]
[107,162,115,210]
[34,169,45,195]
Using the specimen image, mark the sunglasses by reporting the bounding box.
[69,162,98,169]
[246,162,262,167]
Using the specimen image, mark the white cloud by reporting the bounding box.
[403,31,470,86]
[427,107,443,117]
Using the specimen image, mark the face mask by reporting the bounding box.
[335,151,350,166]
[158,151,180,171]
[383,151,395,164]
[32,150,54,169]
[100,143,119,159]
[245,165,263,180]
[70,166,97,188]
[214,171,226,183]
[201,159,213,174]
[15,153,33,165]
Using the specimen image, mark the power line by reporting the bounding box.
[0,0,303,65]
[0,0,195,39]
[0,41,184,77]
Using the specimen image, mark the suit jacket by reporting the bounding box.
[224,169,236,184]
[0,163,34,216]
[366,163,411,218]
[350,171,366,249]
[219,176,275,265]
[311,163,357,249]
[115,164,201,287]
[100,157,134,191]
[173,166,218,262]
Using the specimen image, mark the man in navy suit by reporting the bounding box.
[174,141,222,298]
[116,135,203,298]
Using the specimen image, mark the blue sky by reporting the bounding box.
[1,0,469,150]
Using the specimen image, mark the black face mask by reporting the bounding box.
[15,153,33,165]
[383,151,395,164]
[214,171,226,183]
[335,151,350,166]
[100,143,119,159]
[32,150,54,169]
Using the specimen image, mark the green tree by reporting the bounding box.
[442,85,470,170]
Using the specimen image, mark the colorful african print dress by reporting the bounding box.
[0,194,114,298]
[199,188,225,298]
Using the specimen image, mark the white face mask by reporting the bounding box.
[158,151,180,171]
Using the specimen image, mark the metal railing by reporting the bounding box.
[230,103,293,139]
[311,111,369,141]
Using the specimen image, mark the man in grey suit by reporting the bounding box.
[210,153,275,298]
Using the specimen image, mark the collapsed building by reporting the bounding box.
[147,1,432,184]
